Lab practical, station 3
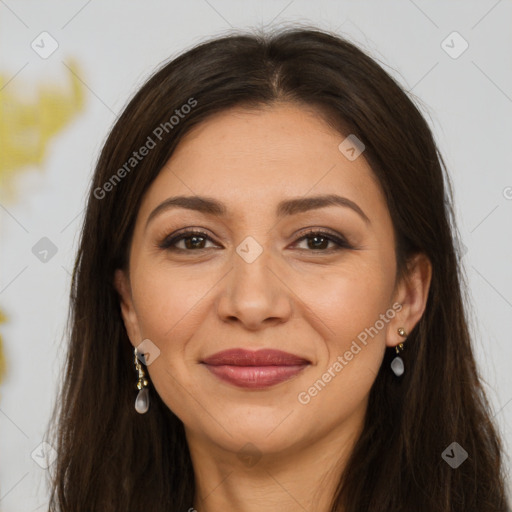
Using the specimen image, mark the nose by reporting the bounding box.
[215,241,293,331]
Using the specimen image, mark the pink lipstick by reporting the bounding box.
[201,348,310,389]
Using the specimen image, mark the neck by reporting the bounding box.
[186,413,363,512]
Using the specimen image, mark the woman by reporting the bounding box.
[46,27,511,511]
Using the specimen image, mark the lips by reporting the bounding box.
[201,349,310,389]
[202,348,310,366]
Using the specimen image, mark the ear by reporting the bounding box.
[114,268,142,348]
[386,252,432,349]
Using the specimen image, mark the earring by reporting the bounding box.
[134,347,150,414]
[391,328,407,377]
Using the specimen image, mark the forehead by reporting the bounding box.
[137,103,388,225]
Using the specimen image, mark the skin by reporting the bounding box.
[115,102,432,512]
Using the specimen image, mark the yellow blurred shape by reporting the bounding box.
[0,59,85,199]
[0,59,86,388]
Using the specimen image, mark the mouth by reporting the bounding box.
[201,348,310,389]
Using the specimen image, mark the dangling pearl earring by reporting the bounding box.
[391,327,407,377]
[134,347,150,414]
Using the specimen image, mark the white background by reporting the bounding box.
[0,1,511,509]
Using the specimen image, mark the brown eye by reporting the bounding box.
[293,230,351,252]
[159,230,216,251]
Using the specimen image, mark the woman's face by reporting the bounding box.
[115,103,426,462]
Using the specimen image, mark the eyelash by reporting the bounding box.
[158,228,352,253]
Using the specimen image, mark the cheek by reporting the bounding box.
[294,262,395,411]
[296,258,395,344]
[295,268,393,411]
[129,265,211,411]
[131,282,171,339]
[129,260,219,346]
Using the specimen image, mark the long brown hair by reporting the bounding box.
[46,27,510,511]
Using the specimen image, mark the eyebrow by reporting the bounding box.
[145,193,371,229]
